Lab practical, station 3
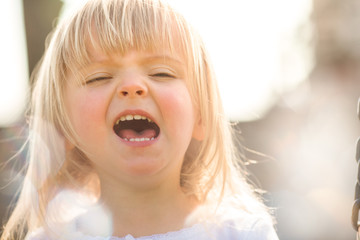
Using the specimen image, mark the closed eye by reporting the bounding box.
[85,76,112,85]
[149,72,176,79]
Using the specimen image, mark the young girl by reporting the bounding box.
[1,0,278,239]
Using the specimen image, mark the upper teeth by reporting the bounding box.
[116,114,153,125]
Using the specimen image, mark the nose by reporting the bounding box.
[117,75,148,98]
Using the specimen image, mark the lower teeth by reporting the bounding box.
[124,137,154,142]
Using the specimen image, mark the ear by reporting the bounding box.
[192,115,205,141]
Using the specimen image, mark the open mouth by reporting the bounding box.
[113,114,160,142]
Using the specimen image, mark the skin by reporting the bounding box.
[64,42,203,237]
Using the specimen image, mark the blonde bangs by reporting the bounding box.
[60,0,190,79]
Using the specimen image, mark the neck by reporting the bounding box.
[98,174,199,238]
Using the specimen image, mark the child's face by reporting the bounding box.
[64,43,202,187]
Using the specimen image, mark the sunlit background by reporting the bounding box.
[1,0,359,239]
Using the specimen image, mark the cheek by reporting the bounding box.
[157,85,195,134]
[66,90,108,138]
[160,86,193,116]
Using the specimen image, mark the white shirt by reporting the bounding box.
[26,191,278,240]
[27,215,278,240]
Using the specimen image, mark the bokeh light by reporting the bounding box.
[0,0,28,126]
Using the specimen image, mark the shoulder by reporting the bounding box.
[25,228,104,240]
[209,214,279,240]
[192,202,279,240]
[194,195,279,240]
[25,228,48,240]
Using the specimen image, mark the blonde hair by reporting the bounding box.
[1,0,270,239]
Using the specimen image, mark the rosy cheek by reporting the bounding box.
[160,88,191,115]
[157,85,195,135]
[69,91,108,136]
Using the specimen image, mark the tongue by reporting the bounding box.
[119,129,156,139]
